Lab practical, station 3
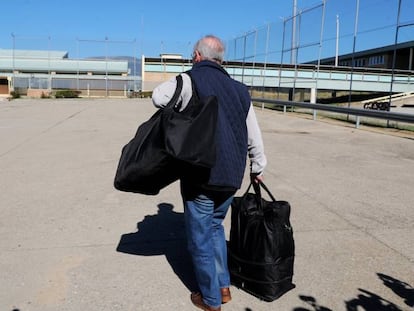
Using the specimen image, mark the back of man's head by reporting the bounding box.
[194,35,225,63]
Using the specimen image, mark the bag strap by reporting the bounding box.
[243,181,277,211]
[166,74,184,111]
[258,181,277,202]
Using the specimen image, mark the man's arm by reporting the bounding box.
[247,104,267,181]
[151,73,192,111]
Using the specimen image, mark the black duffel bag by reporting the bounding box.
[113,81,183,194]
[228,181,295,302]
[113,109,182,195]
[163,71,218,168]
[114,73,218,195]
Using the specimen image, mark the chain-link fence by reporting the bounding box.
[225,0,413,65]
[12,75,140,97]
[4,0,413,100]
[223,0,413,103]
[5,36,141,97]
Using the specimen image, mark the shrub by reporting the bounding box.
[55,90,80,98]
[10,91,20,98]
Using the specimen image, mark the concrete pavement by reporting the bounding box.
[1,98,413,311]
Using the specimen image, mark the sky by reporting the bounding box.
[1,0,413,62]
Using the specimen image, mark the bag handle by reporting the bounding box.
[166,74,184,112]
[244,181,277,211]
[257,181,277,202]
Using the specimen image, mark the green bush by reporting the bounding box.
[10,91,20,98]
[55,90,80,98]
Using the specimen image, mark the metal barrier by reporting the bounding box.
[252,97,414,129]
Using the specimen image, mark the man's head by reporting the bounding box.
[192,35,225,64]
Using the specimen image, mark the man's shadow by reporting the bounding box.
[116,203,198,292]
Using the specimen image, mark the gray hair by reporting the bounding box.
[193,35,225,63]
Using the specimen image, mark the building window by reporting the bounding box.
[354,58,366,67]
[368,55,385,65]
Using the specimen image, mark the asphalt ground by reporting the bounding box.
[1,98,413,311]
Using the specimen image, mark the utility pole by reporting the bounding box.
[291,0,297,64]
[77,37,134,97]
[348,0,360,110]
[105,36,108,97]
[11,33,15,92]
[389,0,402,112]
[335,14,339,67]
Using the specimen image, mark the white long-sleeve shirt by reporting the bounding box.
[152,73,267,175]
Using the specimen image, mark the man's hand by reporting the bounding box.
[250,172,264,184]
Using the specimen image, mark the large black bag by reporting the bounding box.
[113,76,184,195]
[114,74,218,194]
[228,181,295,302]
[163,72,218,168]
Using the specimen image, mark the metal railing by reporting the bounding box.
[252,97,414,129]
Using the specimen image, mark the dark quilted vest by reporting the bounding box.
[189,61,251,189]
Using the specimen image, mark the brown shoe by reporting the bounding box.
[190,292,221,311]
[221,287,232,304]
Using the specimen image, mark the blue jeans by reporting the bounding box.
[181,185,234,308]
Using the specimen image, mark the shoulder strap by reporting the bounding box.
[166,74,183,111]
